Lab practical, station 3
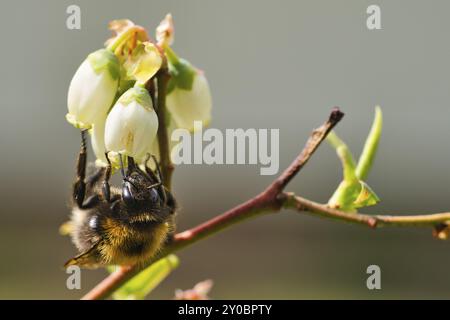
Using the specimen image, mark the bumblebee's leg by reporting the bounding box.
[127,156,147,178]
[86,166,106,191]
[127,156,161,189]
[77,166,106,209]
[143,154,160,181]
[80,194,101,209]
[102,152,113,202]
[102,153,121,209]
[144,154,167,203]
[73,130,88,208]
[126,156,137,175]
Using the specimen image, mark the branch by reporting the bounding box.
[81,108,344,300]
[155,66,174,190]
[285,193,450,227]
[268,107,344,194]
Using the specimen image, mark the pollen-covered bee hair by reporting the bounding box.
[64,130,176,269]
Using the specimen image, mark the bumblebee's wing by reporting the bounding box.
[64,242,102,269]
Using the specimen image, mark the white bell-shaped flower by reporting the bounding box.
[164,46,211,132]
[66,49,119,129]
[105,86,159,159]
[166,69,212,132]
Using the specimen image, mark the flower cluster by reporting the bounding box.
[66,15,212,168]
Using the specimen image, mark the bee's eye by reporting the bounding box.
[122,184,137,207]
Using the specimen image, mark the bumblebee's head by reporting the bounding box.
[122,171,161,209]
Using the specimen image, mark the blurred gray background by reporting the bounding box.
[1,0,450,299]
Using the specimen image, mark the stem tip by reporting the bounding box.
[330,107,345,123]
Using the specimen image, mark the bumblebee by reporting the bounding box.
[64,131,176,268]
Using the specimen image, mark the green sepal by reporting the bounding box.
[108,255,179,300]
[116,63,136,99]
[117,79,136,98]
[353,181,380,208]
[118,86,153,110]
[87,48,120,80]
[165,47,196,94]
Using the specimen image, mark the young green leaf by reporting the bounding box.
[328,180,360,212]
[356,106,383,180]
[327,131,358,210]
[108,254,180,300]
[326,131,358,182]
[326,107,383,212]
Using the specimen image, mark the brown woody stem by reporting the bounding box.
[155,66,174,190]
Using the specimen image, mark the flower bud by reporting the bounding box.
[66,49,119,129]
[166,57,212,132]
[156,13,175,47]
[105,86,159,159]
